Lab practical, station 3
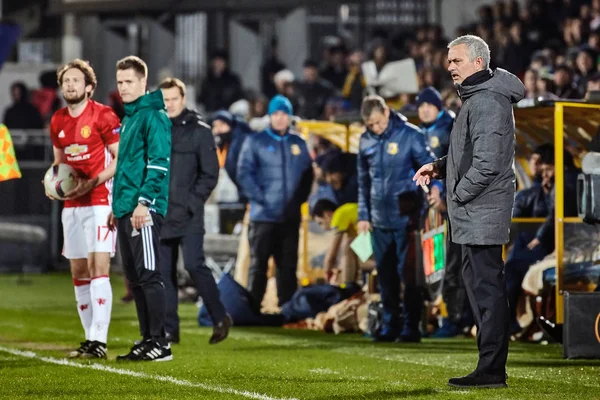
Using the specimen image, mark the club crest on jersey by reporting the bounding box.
[65,144,88,156]
[291,144,301,156]
[387,142,398,155]
[80,125,91,139]
[430,136,440,148]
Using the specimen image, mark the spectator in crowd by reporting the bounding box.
[312,199,360,285]
[211,110,254,201]
[237,95,314,308]
[523,68,540,99]
[31,70,61,125]
[158,77,231,345]
[321,45,348,91]
[296,59,335,120]
[357,95,435,343]
[198,50,244,112]
[342,50,366,111]
[575,48,597,95]
[320,151,358,206]
[3,82,44,130]
[272,69,298,112]
[261,39,286,99]
[554,64,581,99]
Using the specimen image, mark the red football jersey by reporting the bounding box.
[50,100,121,208]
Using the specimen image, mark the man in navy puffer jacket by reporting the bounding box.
[237,95,314,307]
[357,95,435,342]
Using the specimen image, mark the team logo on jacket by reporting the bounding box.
[291,144,301,156]
[430,136,440,148]
[387,142,398,155]
[80,125,91,139]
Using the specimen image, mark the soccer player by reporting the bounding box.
[107,56,172,362]
[46,59,121,359]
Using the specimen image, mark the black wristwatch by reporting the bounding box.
[138,199,151,207]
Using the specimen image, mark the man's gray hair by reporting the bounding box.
[448,35,491,69]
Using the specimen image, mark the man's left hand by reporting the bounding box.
[64,177,99,200]
[131,204,149,230]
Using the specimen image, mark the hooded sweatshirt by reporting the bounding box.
[112,90,172,218]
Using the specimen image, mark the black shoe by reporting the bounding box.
[141,342,173,362]
[448,372,507,389]
[116,339,149,361]
[68,340,92,358]
[209,314,232,345]
[81,341,107,359]
[166,332,180,345]
[397,330,422,343]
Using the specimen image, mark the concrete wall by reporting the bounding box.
[229,20,262,92]
[276,8,308,80]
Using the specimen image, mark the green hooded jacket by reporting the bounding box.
[112,90,171,218]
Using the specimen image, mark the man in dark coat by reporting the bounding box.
[357,95,435,343]
[414,35,525,389]
[158,78,231,345]
[198,50,244,113]
[3,82,44,130]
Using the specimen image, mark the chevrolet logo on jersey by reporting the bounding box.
[65,144,88,156]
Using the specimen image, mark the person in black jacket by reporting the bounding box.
[198,50,244,113]
[158,78,231,345]
[3,82,44,130]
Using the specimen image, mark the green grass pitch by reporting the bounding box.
[1,273,599,399]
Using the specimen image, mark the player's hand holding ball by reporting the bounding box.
[43,163,78,201]
[64,176,99,200]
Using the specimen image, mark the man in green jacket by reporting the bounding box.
[107,56,172,362]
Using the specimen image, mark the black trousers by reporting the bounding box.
[248,221,300,308]
[442,239,466,324]
[117,212,166,345]
[461,244,509,376]
[159,232,226,334]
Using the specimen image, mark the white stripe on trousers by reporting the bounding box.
[141,226,155,271]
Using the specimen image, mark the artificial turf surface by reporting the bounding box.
[0,273,599,400]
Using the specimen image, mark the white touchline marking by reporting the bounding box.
[0,346,298,400]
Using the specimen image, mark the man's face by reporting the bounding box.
[303,66,318,83]
[554,69,570,87]
[447,44,483,85]
[529,153,542,177]
[117,68,146,103]
[212,119,231,136]
[161,86,185,119]
[61,68,91,105]
[10,86,22,103]
[325,171,344,190]
[270,111,291,132]
[524,70,538,92]
[364,108,390,135]
[418,102,439,124]
[540,163,555,189]
[211,57,226,76]
[314,212,333,230]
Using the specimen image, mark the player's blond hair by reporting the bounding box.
[116,56,148,79]
[57,59,97,96]
[158,77,186,98]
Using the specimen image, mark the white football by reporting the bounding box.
[43,163,77,200]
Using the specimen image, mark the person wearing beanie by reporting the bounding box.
[237,94,314,308]
[416,86,464,339]
[416,86,454,159]
[211,109,254,193]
